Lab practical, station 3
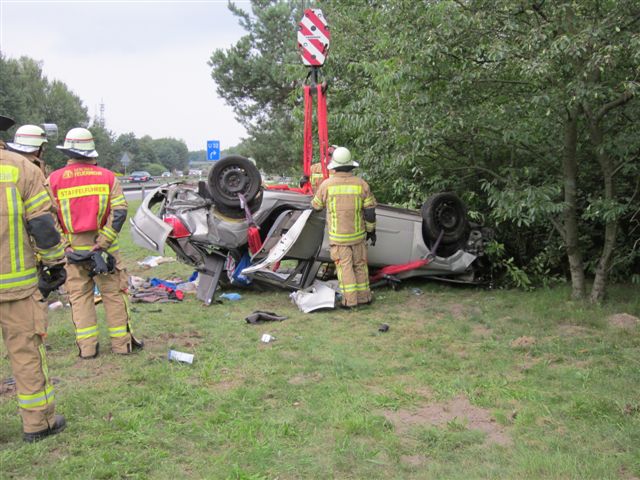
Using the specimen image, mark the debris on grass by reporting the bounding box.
[137,256,175,268]
[245,311,287,324]
[0,377,16,396]
[260,333,276,343]
[48,300,64,310]
[220,292,242,301]
[168,349,195,364]
[290,280,336,312]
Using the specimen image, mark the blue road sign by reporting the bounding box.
[207,140,220,161]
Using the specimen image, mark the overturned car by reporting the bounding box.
[130,156,493,305]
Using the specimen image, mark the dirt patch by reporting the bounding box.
[383,395,512,446]
[607,313,639,330]
[447,344,469,359]
[212,379,242,391]
[472,324,492,338]
[408,386,434,400]
[449,303,466,319]
[288,372,323,385]
[510,336,536,348]
[157,331,204,348]
[72,359,123,381]
[557,324,592,336]
[623,404,640,416]
[400,454,428,467]
[516,353,541,372]
[366,384,389,396]
[618,465,640,480]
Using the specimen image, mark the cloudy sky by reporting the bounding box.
[0,0,250,151]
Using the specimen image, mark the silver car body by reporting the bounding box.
[130,184,487,304]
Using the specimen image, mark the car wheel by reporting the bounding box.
[421,192,469,248]
[213,189,264,220]
[207,155,261,209]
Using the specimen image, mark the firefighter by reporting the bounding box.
[1,114,67,442]
[301,145,337,193]
[6,124,48,175]
[48,127,143,358]
[311,147,377,308]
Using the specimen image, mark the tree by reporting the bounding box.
[153,138,189,172]
[208,1,307,173]
[0,54,90,170]
[318,0,639,300]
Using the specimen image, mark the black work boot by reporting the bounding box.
[131,336,144,351]
[23,414,66,443]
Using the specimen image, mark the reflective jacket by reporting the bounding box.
[0,149,66,301]
[310,162,331,193]
[48,160,127,252]
[14,151,46,176]
[311,171,377,245]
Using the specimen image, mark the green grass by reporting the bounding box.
[1,201,639,479]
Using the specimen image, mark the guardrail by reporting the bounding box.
[122,183,161,191]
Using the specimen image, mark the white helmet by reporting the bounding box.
[56,127,98,158]
[7,125,48,153]
[327,146,358,170]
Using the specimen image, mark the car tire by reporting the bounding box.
[207,155,261,209]
[421,192,469,248]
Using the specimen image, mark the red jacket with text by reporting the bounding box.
[48,163,116,234]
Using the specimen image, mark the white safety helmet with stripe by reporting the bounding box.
[56,127,98,158]
[327,146,358,170]
[7,124,48,153]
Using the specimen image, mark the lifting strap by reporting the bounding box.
[301,80,330,195]
[316,83,329,181]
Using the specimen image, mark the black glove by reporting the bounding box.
[299,175,310,188]
[91,251,109,275]
[366,230,377,247]
[66,250,93,264]
[105,252,116,273]
[38,264,67,298]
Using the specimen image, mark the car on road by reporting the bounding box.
[130,156,493,305]
[161,171,171,178]
[129,171,153,183]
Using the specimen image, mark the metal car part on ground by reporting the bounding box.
[130,157,493,305]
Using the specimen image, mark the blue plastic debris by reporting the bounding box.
[220,293,242,301]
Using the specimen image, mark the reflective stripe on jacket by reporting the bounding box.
[0,150,64,301]
[310,162,331,193]
[311,171,377,246]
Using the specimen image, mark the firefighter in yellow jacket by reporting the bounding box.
[301,145,337,193]
[5,124,49,175]
[1,114,67,442]
[311,147,377,308]
[48,128,143,358]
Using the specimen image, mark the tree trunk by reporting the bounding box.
[584,89,634,303]
[589,121,617,303]
[562,107,585,299]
